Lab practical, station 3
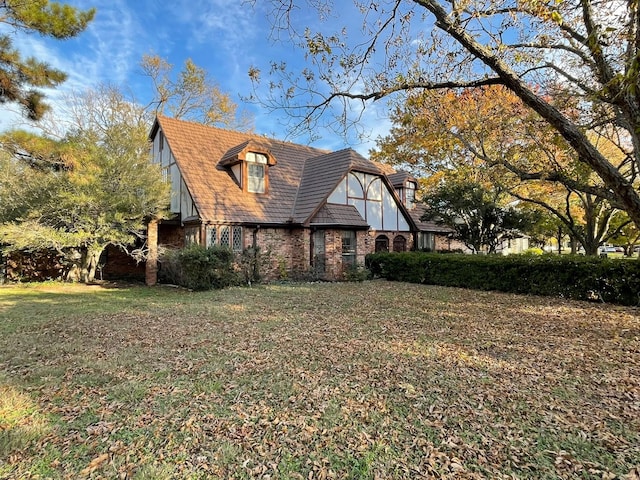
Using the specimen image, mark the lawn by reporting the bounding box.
[0,281,638,479]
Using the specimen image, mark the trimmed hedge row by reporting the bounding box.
[366,252,640,306]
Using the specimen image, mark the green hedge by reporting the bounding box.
[366,252,640,306]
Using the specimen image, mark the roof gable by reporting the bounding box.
[152,116,415,229]
[219,139,277,167]
[154,116,328,225]
[292,149,385,224]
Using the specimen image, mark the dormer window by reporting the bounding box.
[405,181,416,208]
[246,152,267,193]
[220,143,276,194]
[396,180,417,209]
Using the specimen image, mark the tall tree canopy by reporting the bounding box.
[372,86,630,254]
[0,86,169,283]
[250,0,640,228]
[421,174,538,253]
[0,1,95,119]
[142,54,253,131]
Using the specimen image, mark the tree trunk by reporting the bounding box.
[80,245,105,283]
[583,242,599,256]
[421,0,640,229]
[569,237,578,254]
[556,227,563,255]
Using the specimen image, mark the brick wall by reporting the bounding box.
[159,224,185,249]
[434,234,469,252]
[101,245,145,281]
[255,227,310,280]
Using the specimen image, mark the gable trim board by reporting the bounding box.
[146,116,447,283]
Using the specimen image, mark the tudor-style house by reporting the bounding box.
[145,116,453,284]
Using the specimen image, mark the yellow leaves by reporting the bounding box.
[551,10,563,24]
[304,29,334,55]
[80,452,109,476]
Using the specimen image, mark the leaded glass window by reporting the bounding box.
[232,226,243,252]
[206,226,217,247]
[220,226,230,247]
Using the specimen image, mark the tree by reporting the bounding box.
[608,213,640,256]
[0,86,169,283]
[372,87,629,255]
[251,0,640,228]
[141,54,253,130]
[0,1,95,120]
[421,173,535,253]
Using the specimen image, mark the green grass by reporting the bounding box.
[0,280,638,479]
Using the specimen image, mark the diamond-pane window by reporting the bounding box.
[206,226,217,247]
[232,226,243,252]
[220,226,230,247]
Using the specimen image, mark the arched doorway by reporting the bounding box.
[375,235,389,252]
[393,235,407,252]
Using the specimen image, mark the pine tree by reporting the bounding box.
[0,1,95,119]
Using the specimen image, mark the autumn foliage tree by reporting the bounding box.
[0,87,169,283]
[251,0,640,229]
[372,86,631,254]
[142,54,253,130]
[0,1,95,119]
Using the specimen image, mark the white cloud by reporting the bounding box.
[0,0,393,156]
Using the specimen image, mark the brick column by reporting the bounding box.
[145,219,159,286]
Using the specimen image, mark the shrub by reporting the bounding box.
[366,252,640,306]
[238,247,262,285]
[158,245,238,290]
[343,264,371,282]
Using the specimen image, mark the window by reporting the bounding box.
[220,226,230,247]
[246,152,268,164]
[207,225,243,252]
[185,227,199,246]
[248,163,265,193]
[375,235,389,252]
[312,230,326,274]
[393,235,407,252]
[206,226,217,247]
[405,182,416,208]
[418,232,435,251]
[246,151,267,194]
[342,231,357,266]
[232,226,243,252]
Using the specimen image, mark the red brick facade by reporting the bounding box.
[148,223,420,282]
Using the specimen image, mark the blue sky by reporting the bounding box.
[0,0,393,154]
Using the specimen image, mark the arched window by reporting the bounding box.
[375,235,389,252]
[393,235,407,252]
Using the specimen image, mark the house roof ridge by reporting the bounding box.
[156,114,334,155]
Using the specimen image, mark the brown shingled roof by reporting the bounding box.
[310,204,369,228]
[387,171,417,188]
[408,204,454,233]
[155,116,329,225]
[154,116,425,230]
[157,116,324,224]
